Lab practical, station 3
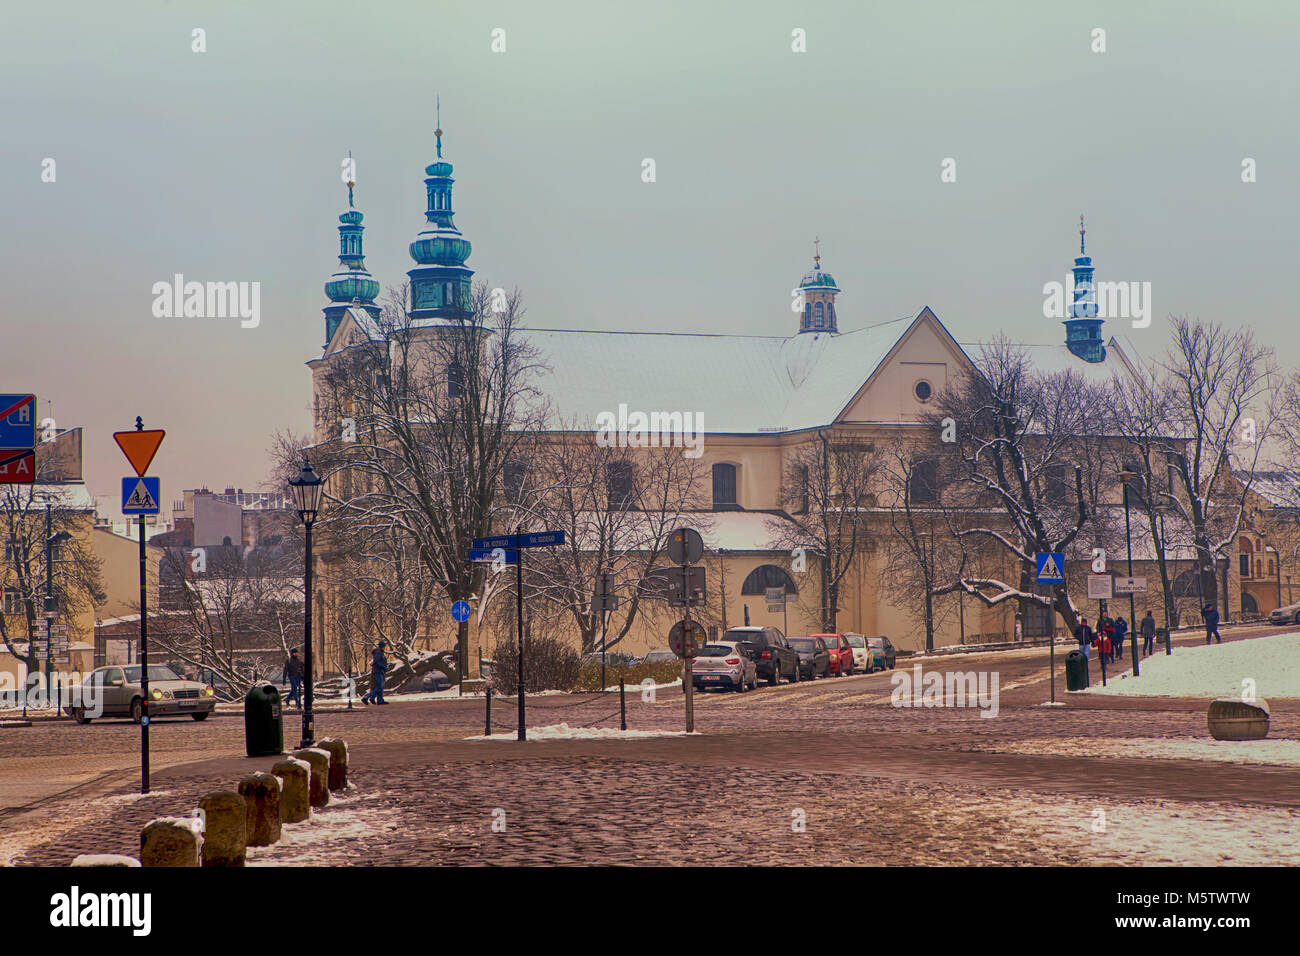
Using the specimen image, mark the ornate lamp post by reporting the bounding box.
[288,458,324,748]
[1118,465,1139,675]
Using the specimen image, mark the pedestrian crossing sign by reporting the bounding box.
[1036,552,1065,583]
[122,476,161,515]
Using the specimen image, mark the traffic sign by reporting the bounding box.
[668,527,704,565]
[0,395,36,447]
[0,449,35,484]
[1114,576,1147,595]
[669,620,707,658]
[1036,552,1065,584]
[596,572,618,611]
[122,476,161,515]
[469,547,518,564]
[451,600,472,623]
[1087,574,1113,600]
[114,428,165,477]
[667,566,706,607]
[765,586,786,611]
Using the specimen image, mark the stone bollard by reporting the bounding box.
[316,738,348,791]
[292,748,332,808]
[199,790,247,867]
[140,817,203,867]
[272,757,312,823]
[238,772,282,846]
[71,854,140,867]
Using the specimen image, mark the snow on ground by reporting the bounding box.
[1082,631,1300,699]
[965,735,1300,767]
[466,722,697,741]
[246,791,408,867]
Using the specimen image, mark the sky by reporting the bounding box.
[1,0,1296,513]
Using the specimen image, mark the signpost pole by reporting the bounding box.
[516,524,526,742]
[683,564,694,734]
[44,503,53,703]
[138,510,150,793]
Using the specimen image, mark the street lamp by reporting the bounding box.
[1118,466,1139,676]
[288,458,324,749]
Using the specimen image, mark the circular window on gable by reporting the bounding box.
[914,380,933,402]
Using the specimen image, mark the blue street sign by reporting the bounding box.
[1036,552,1065,584]
[451,600,472,623]
[0,395,37,447]
[122,476,161,515]
[469,547,518,564]
[473,534,519,551]
[520,530,565,548]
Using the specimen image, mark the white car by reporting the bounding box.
[844,633,870,671]
[691,641,758,692]
[1269,602,1300,625]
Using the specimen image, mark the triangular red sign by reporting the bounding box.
[114,429,165,477]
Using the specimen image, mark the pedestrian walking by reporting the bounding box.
[284,648,305,708]
[1202,604,1222,644]
[362,640,390,705]
[1114,616,1128,660]
[1140,610,1156,656]
[1076,617,1095,661]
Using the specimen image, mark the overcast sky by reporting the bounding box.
[2,0,1295,509]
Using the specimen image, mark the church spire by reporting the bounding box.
[795,238,840,334]
[323,161,380,345]
[1063,214,1105,362]
[408,102,474,320]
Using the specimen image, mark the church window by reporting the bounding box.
[606,462,637,510]
[827,303,835,326]
[803,302,812,328]
[740,565,798,596]
[908,459,939,504]
[814,302,825,328]
[712,463,738,509]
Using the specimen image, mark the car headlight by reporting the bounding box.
[151,688,163,700]
[204,685,215,697]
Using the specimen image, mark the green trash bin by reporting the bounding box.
[245,683,284,757]
[1064,649,1089,691]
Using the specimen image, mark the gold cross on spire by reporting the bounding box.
[346,149,355,207]
[813,236,821,264]
[1079,214,1086,255]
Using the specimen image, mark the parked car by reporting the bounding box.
[844,632,869,672]
[864,635,897,672]
[640,649,680,666]
[691,641,758,692]
[722,626,799,685]
[421,671,453,692]
[813,633,855,675]
[66,664,217,724]
[580,651,635,668]
[789,636,831,680]
[1269,601,1300,625]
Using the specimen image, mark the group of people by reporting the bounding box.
[1076,610,1159,663]
[281,640,391,708]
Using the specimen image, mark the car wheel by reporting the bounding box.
[191,712,209,721]
[1293,612,1299,625]
[130,698,143,724]
[767,668,779,687]
[73,707,90,725]
[791,662,800,683]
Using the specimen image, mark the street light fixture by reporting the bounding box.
[288,457,324,749]
[1118,465,1139,676]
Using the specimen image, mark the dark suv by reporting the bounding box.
[722,626,799,686]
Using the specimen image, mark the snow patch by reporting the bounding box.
[1083,632,1300,699]
[466,722,698,741]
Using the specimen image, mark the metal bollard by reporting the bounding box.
[619,678,627,731]
[484,684,492,736]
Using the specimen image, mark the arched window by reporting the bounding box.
[712,463,738,509]
[908,459,939,504]
[803,302,812,328]
[606,462,637,510]
[740,565,798,596]
[1242,591,1259,614]
[814,302,824,328]
[444,282,454,308]
[827,303,835,326]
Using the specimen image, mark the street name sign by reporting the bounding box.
[1114,576,1147,595]
[469,547,518,563]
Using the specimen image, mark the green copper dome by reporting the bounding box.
[325,271,380,303]
[799,266,839,290]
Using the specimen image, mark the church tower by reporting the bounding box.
[407,104,474,320]
[796,239,839,334]
[322,161,381,345]
[1063,215,1105,362]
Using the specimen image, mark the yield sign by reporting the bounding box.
[114,428,165,476]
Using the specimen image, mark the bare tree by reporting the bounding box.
[768,431,881,632]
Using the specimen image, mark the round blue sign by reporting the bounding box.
[451,600,472,623]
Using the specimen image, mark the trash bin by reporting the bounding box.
[1064,649,1089,691]
[245,683,284,757]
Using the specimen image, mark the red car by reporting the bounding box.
[811,633,854,676]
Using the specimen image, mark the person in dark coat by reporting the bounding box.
[1202,604,1222,644]
[1140,611,1156,656]
[1113,616,1128,660]
[1076,616,1095,661]
[362,640,389,705]
[284,648,305,707]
